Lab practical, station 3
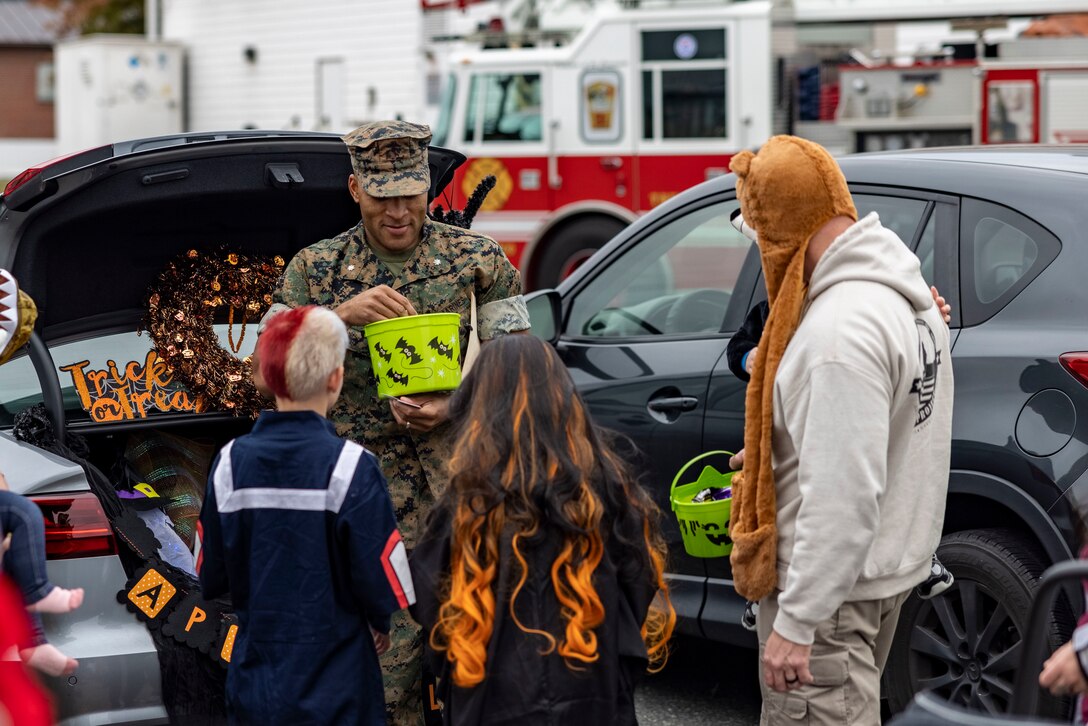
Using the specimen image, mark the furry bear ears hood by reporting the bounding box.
[729,136,857,256]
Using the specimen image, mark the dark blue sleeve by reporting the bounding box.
[726,300,770,382]
[197,452,230,600]
[336,453,414,634]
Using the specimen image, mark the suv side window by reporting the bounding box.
[960,198,1060,324]
[915,211,937,287]
[747,192,933,309]
[567,199,751,338]
[853,194,928,249]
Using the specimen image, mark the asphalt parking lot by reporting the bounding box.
[635,636,762,725]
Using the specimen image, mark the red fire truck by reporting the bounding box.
[430,1,772,289]
[835,38,1088,153]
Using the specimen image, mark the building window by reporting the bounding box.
[36,62,55,104]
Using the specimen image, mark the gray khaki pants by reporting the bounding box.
[757,589,910,725]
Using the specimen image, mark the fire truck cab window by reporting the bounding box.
[640,28,729,141]
[568,199,752,338]
[464,73,543,143]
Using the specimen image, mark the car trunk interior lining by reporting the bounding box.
[12,150,360,338]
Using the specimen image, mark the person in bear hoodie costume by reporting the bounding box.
[726,137,954,725]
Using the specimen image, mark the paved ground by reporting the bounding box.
[635,635,763,725]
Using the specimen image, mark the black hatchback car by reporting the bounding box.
[525,146,1088,718]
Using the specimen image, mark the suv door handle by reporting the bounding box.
[647,396,698,413]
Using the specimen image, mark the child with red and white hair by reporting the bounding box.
[196,305,414,725]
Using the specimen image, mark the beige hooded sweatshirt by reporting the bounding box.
[770,211,954,645]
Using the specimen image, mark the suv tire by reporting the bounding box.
[883,528,1068,718]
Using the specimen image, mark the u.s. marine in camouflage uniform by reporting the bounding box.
[272,120,530,725]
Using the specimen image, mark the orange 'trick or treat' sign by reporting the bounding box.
[60,351,201,423]
[220,624,239,663]
[127,568,177,619]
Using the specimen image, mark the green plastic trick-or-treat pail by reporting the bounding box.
[363,313,462,398]
[669,450,735,559]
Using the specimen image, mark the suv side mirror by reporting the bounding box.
[525,289,561,345]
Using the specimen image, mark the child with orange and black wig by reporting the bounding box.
[410,335,676,725]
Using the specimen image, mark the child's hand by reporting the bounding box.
[372,627,391,656]
[745,347,758,375]
[0,470,8,491]
[729,449,745,471]
[930,286,952,325]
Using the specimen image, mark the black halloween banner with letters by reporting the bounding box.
[118,562,237,667]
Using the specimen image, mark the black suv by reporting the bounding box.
[525,147,1088,718]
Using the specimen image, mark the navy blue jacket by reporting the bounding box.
[198,411,414,725]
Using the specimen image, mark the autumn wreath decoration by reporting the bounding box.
[143,249,285,418]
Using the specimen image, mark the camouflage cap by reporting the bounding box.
[342,120,431,198]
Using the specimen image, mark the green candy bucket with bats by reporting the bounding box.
[364,313,462,398]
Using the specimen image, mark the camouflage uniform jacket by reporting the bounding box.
[274,220,528,547]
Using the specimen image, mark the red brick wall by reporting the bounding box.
[0,46,55,138]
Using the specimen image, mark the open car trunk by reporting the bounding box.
[0,134,465,722]
[4,130,468,554]
[3,134,465,426]
[5,137,378,529]
[7,135,464,338]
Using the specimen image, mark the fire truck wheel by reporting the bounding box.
[531,216,627,291]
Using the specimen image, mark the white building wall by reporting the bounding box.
[161,0,425,134]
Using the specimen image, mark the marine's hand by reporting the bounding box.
[930,286,952,325]
[390,393,450,434]
[1040,641,1088,696]
[335,286,417,327]
[730,449,745,471]
[764,630,814,693]
[371,628,391,656]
